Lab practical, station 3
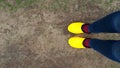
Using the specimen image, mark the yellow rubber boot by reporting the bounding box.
[68,22,84,34]
[68,37,86,49]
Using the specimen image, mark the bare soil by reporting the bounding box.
[0,0,120,68]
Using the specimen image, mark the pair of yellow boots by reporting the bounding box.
[68,22,90,49]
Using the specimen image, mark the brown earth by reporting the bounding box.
[0,0,120,68]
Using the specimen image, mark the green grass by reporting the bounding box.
[44,0,71,12]
[0,0,38,11]
[0,0,119,12]
[0,0,71,12]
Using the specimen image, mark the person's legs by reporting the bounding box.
[88,11,120,33]
[89,39,120,62]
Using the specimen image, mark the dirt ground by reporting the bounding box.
[0,0,120,68]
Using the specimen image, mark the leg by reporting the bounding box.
[88,11,120,33]
[89,39,120,63]
[112,42,120,62]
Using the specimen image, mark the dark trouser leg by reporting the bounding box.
[89,39,120,63]
[88,11,120,33]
